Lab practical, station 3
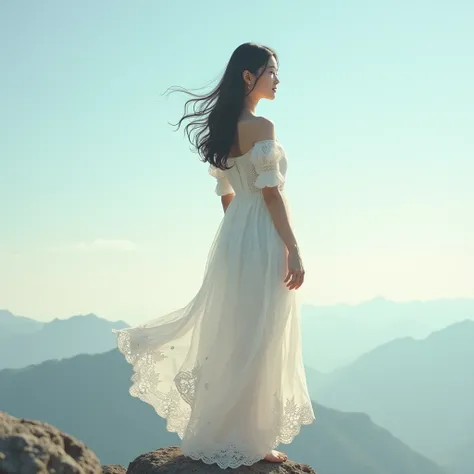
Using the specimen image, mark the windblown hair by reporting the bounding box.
[164,42,279,170]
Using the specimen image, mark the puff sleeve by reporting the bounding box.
[209,164,234,196]
[249,139,285,189]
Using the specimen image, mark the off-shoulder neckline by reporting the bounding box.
[227,138,280,160]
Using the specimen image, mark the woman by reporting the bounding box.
[113,42,315,469]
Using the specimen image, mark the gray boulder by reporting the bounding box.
[0,411,102,474]
[101,465,126,474]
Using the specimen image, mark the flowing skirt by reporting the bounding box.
[112,192,315,469]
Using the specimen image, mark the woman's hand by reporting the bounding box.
[284,247,305,290]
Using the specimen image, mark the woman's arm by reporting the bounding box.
[262,186,305,290]
[262,183,305,290]
[254,117,305,289]
[261,187,298,250]
[221,193,235,213]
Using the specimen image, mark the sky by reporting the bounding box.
[1,0,473,324]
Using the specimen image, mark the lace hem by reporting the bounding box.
[184,396,314,469]
[185,445,265,470]
[113,328,190,438]
[113,327,315,469]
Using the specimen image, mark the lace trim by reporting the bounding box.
[185,444,266,469]
[113,328,315,469]
[250,140,284,168]
[250,140,285,190]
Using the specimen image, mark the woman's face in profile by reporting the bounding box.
[252,56,280,100]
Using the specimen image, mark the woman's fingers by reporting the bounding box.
[286,270,296,288]
[285,269,305,290]
[296,271,305,289]
[293,272,303,290]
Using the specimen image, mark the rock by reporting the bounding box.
[126,446,316,473]
[102,465,126,474]
[0,413,315,473]
[0,411,102,474]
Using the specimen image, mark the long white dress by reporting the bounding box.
[112,138,315,469]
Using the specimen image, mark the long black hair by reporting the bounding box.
[164,42,279,170]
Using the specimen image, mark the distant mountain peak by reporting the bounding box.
[371,295,389,302]
[72,312,99,319]
[426,318,474,340]
[0,310,42,326]
[349,318,474,363]
[51,313,100,322]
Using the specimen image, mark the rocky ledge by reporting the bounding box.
[111,446,316,473]
[0,412,315,473]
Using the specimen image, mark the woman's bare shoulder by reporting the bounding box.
[238,116,275,142]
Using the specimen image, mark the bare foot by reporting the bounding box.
[264,450,288,463]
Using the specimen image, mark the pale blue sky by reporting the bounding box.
[1,0,472,323]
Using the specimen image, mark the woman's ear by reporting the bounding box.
[242,70,251,84]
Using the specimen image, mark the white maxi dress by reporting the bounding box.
[113,138,315,469]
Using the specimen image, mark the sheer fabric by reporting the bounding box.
[113,139,315,469]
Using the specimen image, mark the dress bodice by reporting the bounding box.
[209,139,287,196]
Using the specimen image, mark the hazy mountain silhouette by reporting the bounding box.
[0,350,446,474]
[301,297,474,372]
[4,298,472,375]
[303,366,327,396]
[0,312,128,369]
[0,309,43,336]
[310,319,474,474]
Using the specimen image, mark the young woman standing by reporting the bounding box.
[113,42,315,469]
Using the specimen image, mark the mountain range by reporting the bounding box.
[3,296,473,373]
[1,301,472,473]
[301,297,474,372]
[309,319,474,474]
[0,349,446,474]
[0,310,128,370]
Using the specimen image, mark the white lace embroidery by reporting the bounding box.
[113,329,315,469]
[250,140,285,189]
